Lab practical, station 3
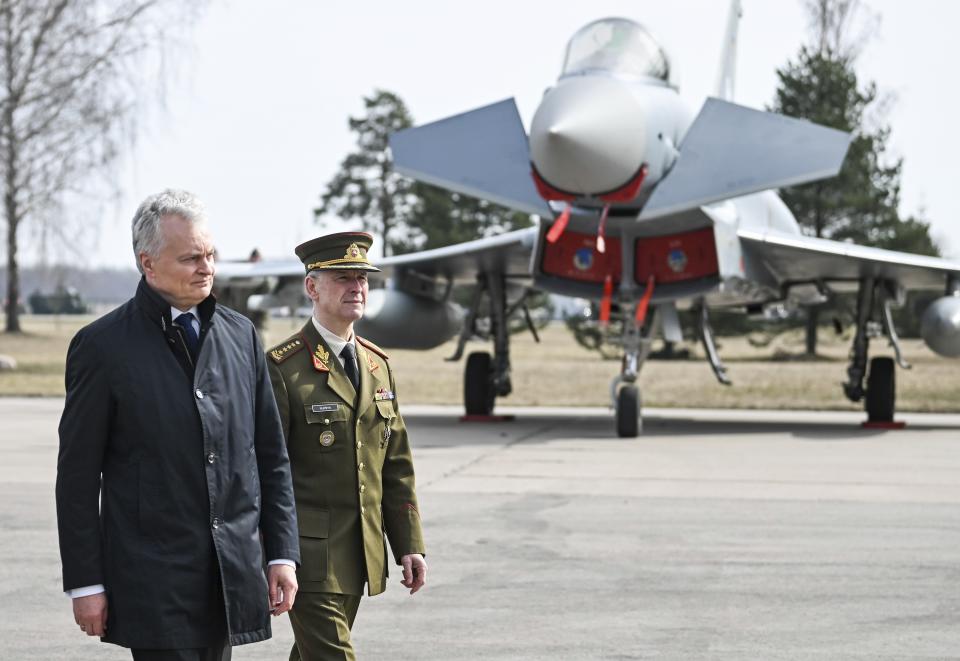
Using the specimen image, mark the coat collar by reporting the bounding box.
[135,276,216,331]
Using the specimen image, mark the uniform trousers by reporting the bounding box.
[289,592,362,661]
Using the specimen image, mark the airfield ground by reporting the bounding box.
[3,399,959,660]
[2,314,959,412]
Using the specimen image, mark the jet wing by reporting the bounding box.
[378,226,537,282]
[213,228,538,287]
[213,258,304,283]
[641,98,852,220]
[738,228,960,290]
[389,99,553,218]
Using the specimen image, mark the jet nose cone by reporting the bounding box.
[530,76,647,196]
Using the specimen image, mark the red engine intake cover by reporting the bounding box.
[635,228,718,284]
[541,230,622,283]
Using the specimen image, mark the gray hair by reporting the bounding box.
[131,189,208,273]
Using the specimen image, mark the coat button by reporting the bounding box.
[358,462,364,471]
[211,517,221,529]
[207,452,216,464]
[361,506,365,514]
[356,441,362,449]
[195,389,204,400]
[359,484,365,493]
[324,418,330,424]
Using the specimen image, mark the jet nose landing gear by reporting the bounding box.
[616,384,641,438]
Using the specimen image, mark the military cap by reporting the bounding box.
[295,231,381,273]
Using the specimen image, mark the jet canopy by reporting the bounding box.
[561,18,671,83]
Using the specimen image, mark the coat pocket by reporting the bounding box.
[297,507,329,582]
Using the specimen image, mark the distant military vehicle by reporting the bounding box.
[28,286,89,314]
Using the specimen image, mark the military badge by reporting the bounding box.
[374,387,395,401]
[667,248,688,274]
[344,243,364,260]
[381,425,391,448]
[312,344,330,372]
[573,246,593,271]
[319,430,335,447]
[311,403,339,413]
[269,338,303,364]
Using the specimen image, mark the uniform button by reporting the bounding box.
[207,452,216,464]
[324,418,330,424]
[359,484,365,493]
[356,441,362,449]
[195,389,204,400]
[361,506,365,514]
[211,517,221,529]
[358,462,364,471]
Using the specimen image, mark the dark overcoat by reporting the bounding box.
[56,279,300,649]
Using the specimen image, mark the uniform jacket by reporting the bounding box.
[56,278,300,649]
[267,320,425,597]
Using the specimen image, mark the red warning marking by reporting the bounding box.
[861,421,907,429]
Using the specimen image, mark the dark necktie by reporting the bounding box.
[174,312,200,360]
[341,343,360,392]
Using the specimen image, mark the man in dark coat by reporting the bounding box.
[56,189,300,660]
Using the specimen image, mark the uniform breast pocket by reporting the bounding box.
[375,401,396,449]
[303,403,349,453]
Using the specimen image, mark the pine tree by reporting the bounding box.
[770,0,939,354]
[314,90,418,256]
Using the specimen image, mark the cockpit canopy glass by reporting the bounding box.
[561,18,670,82]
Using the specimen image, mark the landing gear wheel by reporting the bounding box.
[464,351,495,415]
[865,356,895,422]
[616,384,641,438]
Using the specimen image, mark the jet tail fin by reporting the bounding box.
[714,0,743,101]
[389,99,553,218]
[640,98,852,220]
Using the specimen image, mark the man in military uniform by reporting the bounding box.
[267,232,426,660]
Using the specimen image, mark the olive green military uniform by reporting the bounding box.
[267,322,425,660]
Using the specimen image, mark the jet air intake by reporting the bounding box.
[529,76,647,200]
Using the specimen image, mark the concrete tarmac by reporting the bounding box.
[3,398,960,660]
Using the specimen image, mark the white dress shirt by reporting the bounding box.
[171,305,201,335]
[311,316,357,370]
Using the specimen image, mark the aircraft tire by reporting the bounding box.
[865,356,895,422]
[464,351,495,415]
[616,384,641,438]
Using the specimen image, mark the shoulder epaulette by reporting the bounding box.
[356,336,389,360]
[268,337,305,364]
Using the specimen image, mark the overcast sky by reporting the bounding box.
[43,0,960,268]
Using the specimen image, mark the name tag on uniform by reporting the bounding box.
[311,403,340,413]
[374,387,395,401]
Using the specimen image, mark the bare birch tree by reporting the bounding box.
[0,0,186,332]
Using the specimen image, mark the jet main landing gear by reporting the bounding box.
[843,278,908,425]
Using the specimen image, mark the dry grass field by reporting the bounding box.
[2,312,958,411]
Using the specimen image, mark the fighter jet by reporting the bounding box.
[217,1,960,436]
